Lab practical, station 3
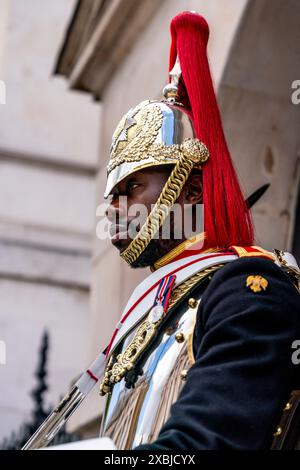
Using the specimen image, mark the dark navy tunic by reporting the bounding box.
[135,257,300,450]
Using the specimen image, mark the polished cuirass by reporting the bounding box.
[100,294,200,449]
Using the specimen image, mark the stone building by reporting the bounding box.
[0,0,299,442]
[0,0,99,441]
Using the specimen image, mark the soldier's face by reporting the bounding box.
[106,167,171,252]
[105,166,203,267]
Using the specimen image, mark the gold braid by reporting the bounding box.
[167,263,224,308]
[120,138,209,265]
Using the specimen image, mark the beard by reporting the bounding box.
[120,210,189,268]
[129,236,182,268]
[129,239,166,268]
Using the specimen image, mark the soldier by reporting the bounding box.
[21,10,300,453]
[97,11,300,450]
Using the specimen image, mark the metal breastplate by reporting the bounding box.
[100,295,199,449]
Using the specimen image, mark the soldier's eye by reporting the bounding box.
[127,181,140,192]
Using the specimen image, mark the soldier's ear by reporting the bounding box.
[185,172,203,205]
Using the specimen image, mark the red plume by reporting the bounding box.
[169,12,254,249]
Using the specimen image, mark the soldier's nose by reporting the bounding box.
[106,200,128,224]
[106,204,119,222]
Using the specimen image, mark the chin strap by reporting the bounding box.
[120,138,209,265]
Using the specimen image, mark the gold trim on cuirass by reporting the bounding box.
[100,294,200,449]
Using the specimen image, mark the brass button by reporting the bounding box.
[188,297,198,308]
[284,402,292,411]
[273,426,282,437]
[180,369,188,381]
[175,332,185,343]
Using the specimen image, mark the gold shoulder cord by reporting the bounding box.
[120,138,209,265]
[100,263,224,395]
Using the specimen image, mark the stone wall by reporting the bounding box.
[0,0,100,441]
